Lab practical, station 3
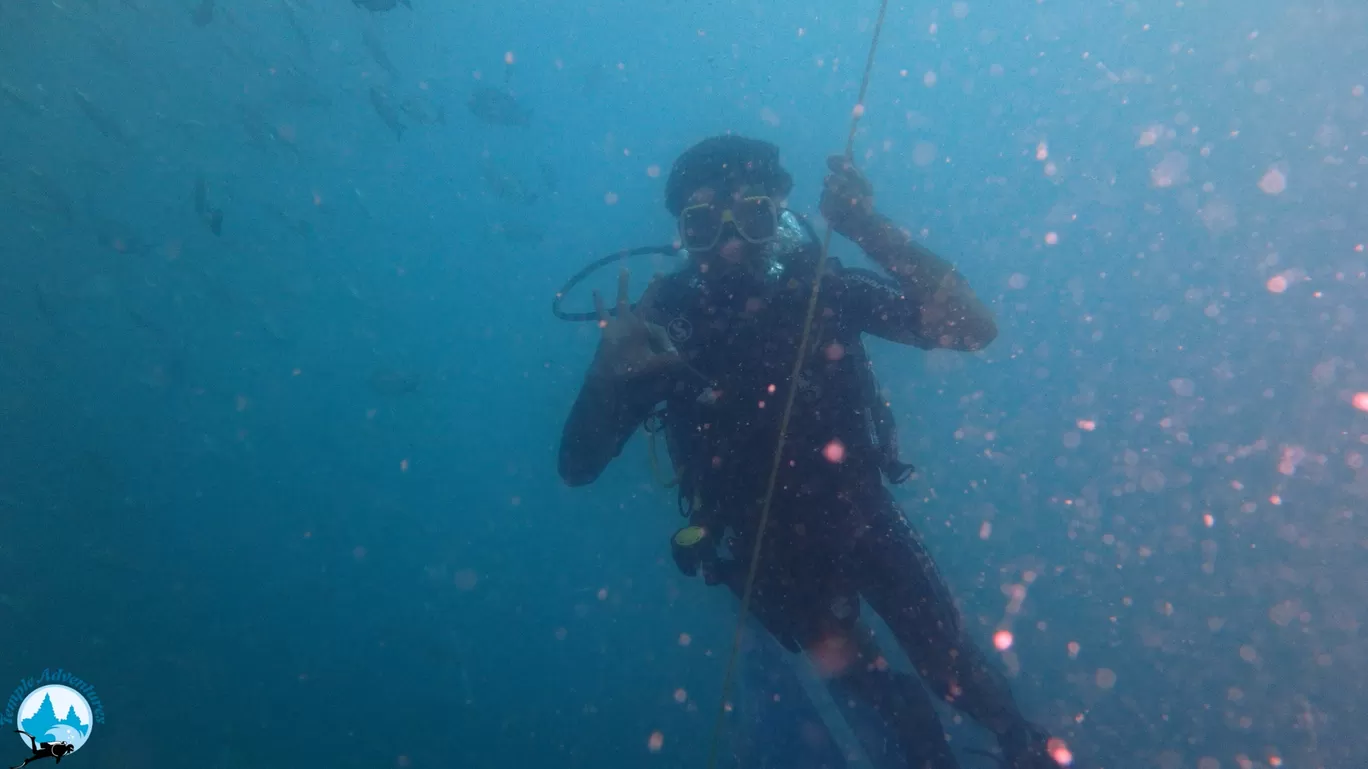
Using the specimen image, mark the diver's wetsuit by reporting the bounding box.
[560,215,1039,769]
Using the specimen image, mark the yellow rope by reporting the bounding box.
[703,1,893,765]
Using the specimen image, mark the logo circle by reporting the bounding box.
[667,317,693,343]
[16,685,93,752]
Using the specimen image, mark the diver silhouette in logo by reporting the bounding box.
[10,731,75,769]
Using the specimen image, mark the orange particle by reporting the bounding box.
[1076,419,1096,431]
[504,51,516,65]
[1047,738,1074,766]
[1067,641,1080,659]
[647,731,664,753]
[673,688,687,703]
[1269,495,1282,505]
[1268,758,1282,768]
[678,633,692,647]
[823,440,847,463]
[1266,274,1288,293]
[993,630,1014,651]
[1353,392,1368,412]
[1203,513,1214,527]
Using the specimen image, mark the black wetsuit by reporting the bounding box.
[561,233,1043,769]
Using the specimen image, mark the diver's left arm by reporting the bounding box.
[820,156,997,351]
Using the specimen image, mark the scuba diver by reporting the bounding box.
[10,731,75,769]
[558,135,1073,769]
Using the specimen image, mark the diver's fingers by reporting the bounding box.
[592,290,608,326]
[616,268,631,317]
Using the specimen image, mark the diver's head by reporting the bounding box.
[665,135,792,269]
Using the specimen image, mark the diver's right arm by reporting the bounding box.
[558,270,686,487]
[558,370,670,486]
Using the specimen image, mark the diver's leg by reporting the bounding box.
[855,487,1059,766]
[819,623,960,769]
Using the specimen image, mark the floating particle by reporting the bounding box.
[1095,668,1117,689]
[1203,513,1214,527]
[1151,152,1190,188]
[504,51,516,65]
[454,569,479,590]
[1008,273,1029,289]
[1045,232,1059,245]
[979,521,992,540]
[993,630,1013,651]
[604,191,619,205]
[678,633,692,646]
[851,103,865,118]
[823,440,846,463]
[1352,392,1368,411]
[923,71,938,87]
[912,141,937,166]
[1258,167,1287,195]
[1266,274,1288,293]
[597,587,609,600]
[1067,641,1080,659]
[1169,378,1196,397]
[1077,419,1096,431]
[1036,142,1049,161]
[1048,739,1074,766]
[400,458,409,472]
[673,689,687,704]
[646,165,661,178]
[647,731,664,753]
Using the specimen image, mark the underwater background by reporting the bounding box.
[2,0,1366,767]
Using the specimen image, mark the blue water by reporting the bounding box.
[2,0,1365,767]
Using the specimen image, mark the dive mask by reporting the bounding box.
[677,195,780,252]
